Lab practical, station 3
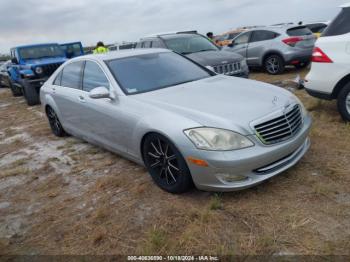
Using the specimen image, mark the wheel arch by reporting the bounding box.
[261,50,285,65]
[139,130,179,164]
[332,73,350,99]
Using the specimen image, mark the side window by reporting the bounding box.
[323,8,350,37]
[135,42,142,49]
[61,61,84,89]
[234,32,251,45]
[53,70,63,86]
[142,41,152,48]
[82,61,110,92]
[250,30,278,43]
[151,39,163,48]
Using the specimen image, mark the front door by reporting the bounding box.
[229,32,251,60]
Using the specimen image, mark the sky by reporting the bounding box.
[0,0,346,53]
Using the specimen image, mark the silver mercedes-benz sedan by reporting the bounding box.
[40,49,311,194]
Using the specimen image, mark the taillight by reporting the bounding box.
[311,47,333,63]
[282,37,303,47]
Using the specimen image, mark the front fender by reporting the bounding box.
[40,92,63,126]
[129,111,201,164]
[19,69,35,78]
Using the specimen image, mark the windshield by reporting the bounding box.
[19,45,64,60]
[164,35,218,54]
[107,52,212,94]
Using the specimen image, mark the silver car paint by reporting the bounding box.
[224,25,316,67]
[40,49,311,191]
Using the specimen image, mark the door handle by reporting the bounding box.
[78,95,86,103]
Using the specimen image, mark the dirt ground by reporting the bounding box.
[0,68,349,256]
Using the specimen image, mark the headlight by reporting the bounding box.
[240,59,248,68]
[35,67,43,74]
[184,128,254,151]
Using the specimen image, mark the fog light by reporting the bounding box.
[217,173,247,183]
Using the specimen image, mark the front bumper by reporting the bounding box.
[186,115,312,192]
[27,78,48,88]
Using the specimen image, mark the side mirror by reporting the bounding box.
[11,57,18,64]
[89,86,110,99]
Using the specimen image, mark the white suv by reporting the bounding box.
[304,3,350,121]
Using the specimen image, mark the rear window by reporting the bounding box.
[306,23,327,33]
[287,26,313,36]
[322,8,350,37]
[250,30,279,42]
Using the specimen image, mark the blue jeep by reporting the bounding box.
[8,42,83,105]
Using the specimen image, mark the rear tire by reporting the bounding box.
[22,80,40,106]
[142,133,193,194]
[337,82,350,122]
[264,54,285,75]
[9,81,23,97]
[46,106,67,137]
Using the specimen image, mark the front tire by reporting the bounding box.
[337,82,350,122]
[264,54,285,75]
[46,106,67,137]
[22,80,40,106]
[9,81,23,97]
[142,133,193,194]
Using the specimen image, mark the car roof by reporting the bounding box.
[14,43,60,49]
[340,2,350,8]
[242,24,307,33]
[142,31,198,39]
[303,21,329,25]
[76,48,171,62]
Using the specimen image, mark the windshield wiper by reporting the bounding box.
[182,49,215,55]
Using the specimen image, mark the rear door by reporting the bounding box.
[51,61,85,134]
[229,32,251,58]
[247,30,280,65]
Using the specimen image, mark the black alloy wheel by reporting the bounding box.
[142,133,193,194]
[46,106,67,137]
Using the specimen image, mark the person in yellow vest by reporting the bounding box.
[93,41,109,54]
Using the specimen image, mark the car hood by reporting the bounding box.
[132,76,298,135]
[21,57,67,67]
[185,50,243,66]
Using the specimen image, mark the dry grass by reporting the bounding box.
[0,68,349,256]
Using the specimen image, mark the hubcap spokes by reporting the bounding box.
[147,139,180,185]
[267,58,279,73]
[48,109,61,133]
[346,93,350,114]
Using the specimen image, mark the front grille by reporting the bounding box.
[41,63,62,76]
[254,104,303,145]
[213,62,241,75]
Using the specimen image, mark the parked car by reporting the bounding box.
[60,42,85,58]
[224,25,316,74]
[7,43,68,105]
[215,29,246,47]
[40,49,311,193]
[304,3,350,121]
[109,42,137,51]
[137,31,249,78]
[303,22,329,38]
[7,42,83,105]
[0,60,11,88]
